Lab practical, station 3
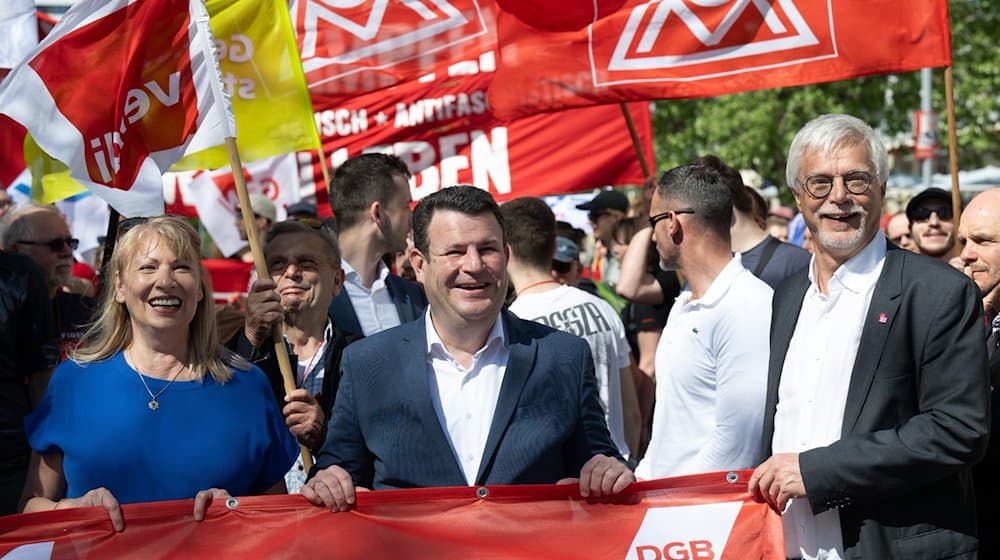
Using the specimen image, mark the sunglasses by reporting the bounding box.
[16,237,79,252]
[909,206,953,222]
[648,209,695,229]
[289,217,325,230]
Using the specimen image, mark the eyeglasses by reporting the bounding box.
[16,237,79,252]
[288,217,325,230]
[797,171,873,199]
[648,209,695,229]
[909,205,953,222]
[0,199,12,208]
[588,210,609,222]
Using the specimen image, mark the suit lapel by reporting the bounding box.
[386,275,418,323]
[399,317,467,483]
[764,274,809,451]
[476,313,537,484]
[328,290,363,336]
[842,249,904,435]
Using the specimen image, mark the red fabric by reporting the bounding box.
[0,472,784,559]
[202,258,252,304]
[304,70,653,205]
[489,0,952,119]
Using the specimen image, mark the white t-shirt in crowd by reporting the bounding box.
[509,284,632,459]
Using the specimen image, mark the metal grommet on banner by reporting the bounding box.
[476,486,489,499]
[726,471,739,484]
[225,497,240,510]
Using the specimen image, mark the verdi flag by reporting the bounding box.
[172,0,321,170]
[0,0,234,217]
[489,0,953,119]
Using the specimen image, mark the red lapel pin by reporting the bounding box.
[878,313,888,324]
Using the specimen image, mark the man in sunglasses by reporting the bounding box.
[636,163,772,480]
[1,204,94,360]
[905,187,959,263]
[749,114,988,559]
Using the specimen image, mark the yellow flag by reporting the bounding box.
[171,0,320,170]
[24,134,86,203]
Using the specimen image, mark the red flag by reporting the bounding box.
[0,0,234,217]
[293,0,499,103]
[0,473,784,559]
[301,68,652,206]
[489,0,952,119]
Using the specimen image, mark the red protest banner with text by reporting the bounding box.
[0,472,784,559]
[293,0,499,103]
[489,0,952,119]
[305,67,652,208]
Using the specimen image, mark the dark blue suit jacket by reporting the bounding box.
[314,310,621,488]
[328,273,427,337]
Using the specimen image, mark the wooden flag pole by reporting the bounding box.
[318,148,333,196]
[944,66,961,232]
[619,103,651,178]
[226,138,313,472]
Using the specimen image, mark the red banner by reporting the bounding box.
[293,0,499,103]
[489,0,952,119]
[0,472,784,559]
[304,68,653,210]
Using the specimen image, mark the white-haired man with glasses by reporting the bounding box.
[635,162,772,480]
[2,204,94,360]
[749,114,989,559]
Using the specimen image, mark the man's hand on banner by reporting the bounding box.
[301,465,370,512]
[57,487,124,532]
[747,452,806,514]
[193,488,232,521]
[558,454,635,499]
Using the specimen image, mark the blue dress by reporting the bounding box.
[25,351,298,504]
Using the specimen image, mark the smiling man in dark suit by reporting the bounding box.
[303,186,632,510]
[748,114,989,559]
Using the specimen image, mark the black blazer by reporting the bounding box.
[314,310,621,489]
[761,245,990,558]
[328,273,427,337]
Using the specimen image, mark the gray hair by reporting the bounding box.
[1,203,61,250]
[785,114,888,194]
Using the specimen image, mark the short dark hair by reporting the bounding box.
[411,186,506,254]
[263,220,341,266]
[328,153,411,230]
[692,154,752,214]
[499,197,555,270]
[656,164,733,239]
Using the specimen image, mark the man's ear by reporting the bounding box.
[330,268,345,297]
[410,246,427,284]
[368,200,382,226]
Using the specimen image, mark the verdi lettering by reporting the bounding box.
[88,72,182,183]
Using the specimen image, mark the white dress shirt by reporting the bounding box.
[636,254,772,479]
[425,311,509,485]
[773,232,887,560]
[341,259,402,336]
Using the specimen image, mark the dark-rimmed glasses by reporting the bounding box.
[797,171,873,199]
[648,209,695,229]
[15,237,79,252]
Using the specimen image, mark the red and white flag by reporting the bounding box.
[489,0,953,119]
[0,0,234,217]
[0,0,38,79]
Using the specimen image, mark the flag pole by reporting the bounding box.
[193,0,312,471]
[944,66,961,231]
[619,103,651,178]
[317,148,332,195]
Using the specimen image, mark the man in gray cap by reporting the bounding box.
[906,187,958,263]
[234,193,277,263]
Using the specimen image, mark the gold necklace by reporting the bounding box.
[127,349,187,411]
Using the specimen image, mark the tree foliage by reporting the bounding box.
[650,0,999,199]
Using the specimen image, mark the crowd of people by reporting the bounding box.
[1,113,998,559]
